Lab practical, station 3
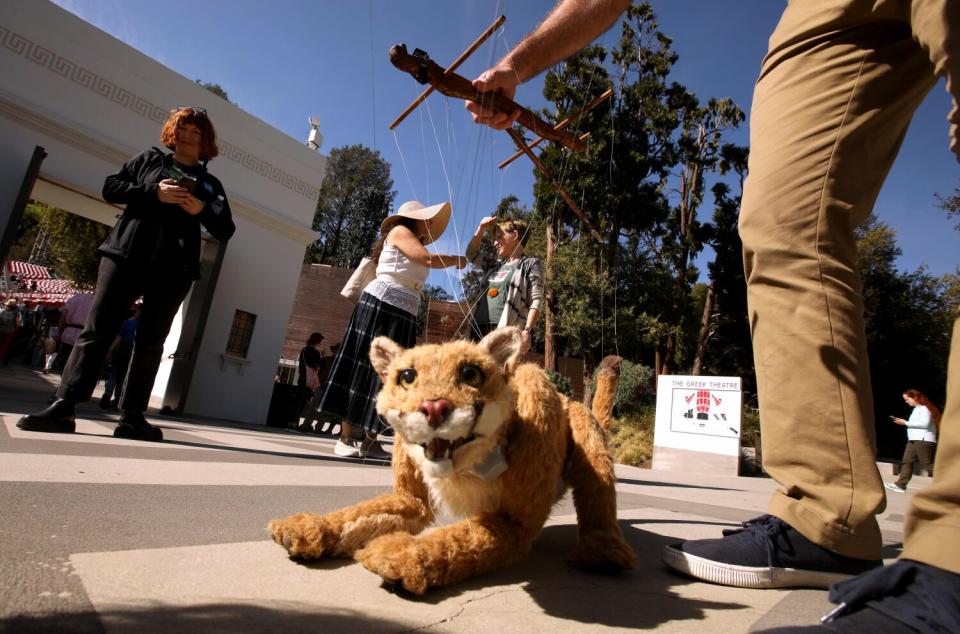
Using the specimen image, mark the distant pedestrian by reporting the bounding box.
[0,298,21,365]
[100,311,139,410]
[293,331,324,432]
[41,327,58,374]
[886,389,941,493]
[52,291,95,374]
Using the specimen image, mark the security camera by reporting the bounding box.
[308,116,320,129]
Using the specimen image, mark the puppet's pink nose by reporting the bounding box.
[420,399,452,428]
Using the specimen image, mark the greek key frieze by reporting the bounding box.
[1,23,319,202]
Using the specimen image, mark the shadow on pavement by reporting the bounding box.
[617,477,745,491]
[1,603,414,634]
[383,520,749,629]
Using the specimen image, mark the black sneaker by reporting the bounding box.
[113,411,163,442]
[662,515,881,589]
[757,560,960,632]
[16,399,77,433]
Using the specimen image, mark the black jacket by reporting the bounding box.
[100,147,236,278]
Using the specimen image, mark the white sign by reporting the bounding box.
[654,375,742,456]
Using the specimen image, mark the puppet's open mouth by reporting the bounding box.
[422,434,476,461]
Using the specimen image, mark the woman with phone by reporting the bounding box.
[17,106,235,441]
[886,389,942,493]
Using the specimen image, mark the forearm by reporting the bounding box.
[102,152,155,206]
[465,231,486,263]
[503,0,629,82]
[199,199,235,241]
[524,308,540,331]
[426,254,459,269]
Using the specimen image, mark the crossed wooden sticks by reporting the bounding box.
[388,16,611,243]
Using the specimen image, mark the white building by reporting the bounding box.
[0,1,326,424]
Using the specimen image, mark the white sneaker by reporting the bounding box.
[360,438,391,461]
[885,482,906,493]
[334,437,361,457]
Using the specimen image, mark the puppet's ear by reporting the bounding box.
[479,327,523,375]
[369,336,404,379]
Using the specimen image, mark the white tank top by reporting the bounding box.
[364,244,428,315]
[376,243,428,282]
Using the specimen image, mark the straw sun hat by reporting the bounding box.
[380,200,451,245]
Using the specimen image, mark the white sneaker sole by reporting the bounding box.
[333,443,360,458]
[662,545,855,589]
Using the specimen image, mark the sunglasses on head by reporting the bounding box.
[174,106,208,116]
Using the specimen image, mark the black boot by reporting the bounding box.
[113,411,163,442]
[99,393,112,409]
[17,399,77,433]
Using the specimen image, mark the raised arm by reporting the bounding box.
[466,216,498,264]
[388,226,467,270]
[466,0,629,129]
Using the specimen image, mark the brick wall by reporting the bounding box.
[281,263,355,361]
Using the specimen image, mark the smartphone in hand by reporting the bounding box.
[177,174,198,194]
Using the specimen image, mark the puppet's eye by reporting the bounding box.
[398,368,417,387]
[458,363,485,387]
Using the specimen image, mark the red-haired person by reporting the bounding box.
[18,107,235,441]
[887,389,942,493]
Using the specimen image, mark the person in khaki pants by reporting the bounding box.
[466,0,959,629]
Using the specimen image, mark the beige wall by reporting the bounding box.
[0,1,327,424]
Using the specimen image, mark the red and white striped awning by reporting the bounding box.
[3,260,77,307]
[7,260,51,279]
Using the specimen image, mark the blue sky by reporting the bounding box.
[52,0,958,297]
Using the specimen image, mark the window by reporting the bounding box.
[225,309,256,357]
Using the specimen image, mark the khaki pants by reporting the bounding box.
[740,0,959,566]
[895,440,937,486]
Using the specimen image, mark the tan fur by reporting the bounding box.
[268,327,636,594]
[591,355,622,427]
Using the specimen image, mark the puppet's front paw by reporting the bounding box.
[572,529,637,572]
[355,532,430,595]
[268,513,337,559]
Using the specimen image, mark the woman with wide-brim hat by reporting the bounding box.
[319,200,466,461]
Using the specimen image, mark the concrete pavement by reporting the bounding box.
[0,362,923,633]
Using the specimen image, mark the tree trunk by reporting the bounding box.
[692,282,715,375]
[663,335,675,375]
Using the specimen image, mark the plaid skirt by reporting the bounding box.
[316,291,417,435]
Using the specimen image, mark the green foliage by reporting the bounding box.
[544,369,574,397]
[740,410,761,450]
[195,80,234,104]
[307,145,396,268]
[27,201,107,288]
[608,406,656,467]
[7,202,42,263]
[530,1,745,376]
[417,284,451,336]
[935,185,960,230]
[591,358,654,414]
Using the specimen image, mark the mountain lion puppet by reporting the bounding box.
[269,326,636,594]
